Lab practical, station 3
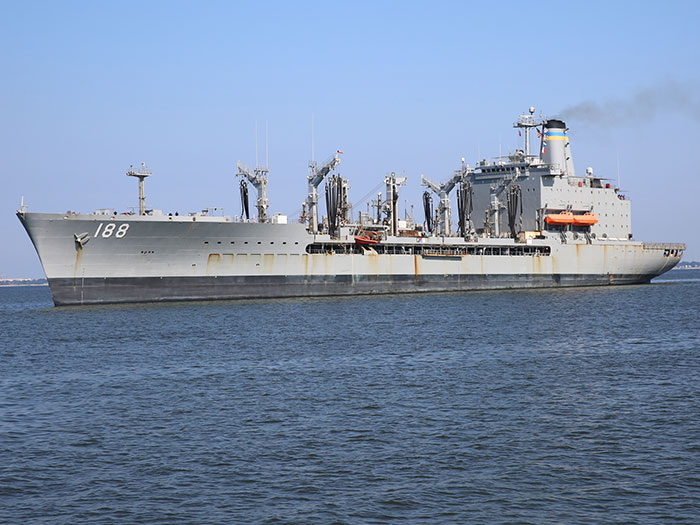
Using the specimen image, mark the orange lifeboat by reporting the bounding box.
[354,235,378,245]
[355,231,381,246]
[572,213,598,226]
[545,212,574,225]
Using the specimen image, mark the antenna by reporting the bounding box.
[616,150,621,188]
[311,114,315,163]
[265,120,269,169]
[255,120,259,167]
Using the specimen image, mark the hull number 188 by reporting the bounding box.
[94,223,130,239]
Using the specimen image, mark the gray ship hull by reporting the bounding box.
[48,273,657,306]
[18,212,683,306]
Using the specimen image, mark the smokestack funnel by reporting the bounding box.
[541,119,576,176]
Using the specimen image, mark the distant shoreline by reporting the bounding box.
[0,283,49,287]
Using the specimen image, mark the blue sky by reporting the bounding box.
[2,0,699,277]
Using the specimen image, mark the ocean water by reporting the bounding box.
[1,271,699,524]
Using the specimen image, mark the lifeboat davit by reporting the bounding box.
[545,212,574,225]
[572,213,599,226]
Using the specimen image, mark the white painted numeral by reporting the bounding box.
[102,223,116,237]
[115,224,130,238]
[94,223,103,237]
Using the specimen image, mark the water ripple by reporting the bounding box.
[1,274,699,523]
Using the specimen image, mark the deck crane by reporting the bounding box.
[383,172,407,236]
[421,159,469,236]
[486,167,521,237]
[304,151,341,233]
[236,162,269,223]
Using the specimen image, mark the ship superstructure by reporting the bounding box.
[17,109,684,305]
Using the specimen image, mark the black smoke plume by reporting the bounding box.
[557,79,700,125]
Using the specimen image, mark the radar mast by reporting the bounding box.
[126,162,151,216]
[513,106,542,157]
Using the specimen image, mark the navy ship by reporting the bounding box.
[18,109,684,305]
